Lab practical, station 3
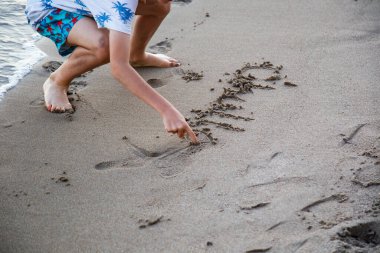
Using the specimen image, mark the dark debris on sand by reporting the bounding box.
[245,247,272,253]
[284,81,298,87]
[42,61,62,73]
[239,202,270,211]
[138,215,169,229]
[182,70,204,83]
[52,171,71,187]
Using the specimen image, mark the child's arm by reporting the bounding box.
[109,30,198,143]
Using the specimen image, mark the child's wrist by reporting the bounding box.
[159,104,178,117]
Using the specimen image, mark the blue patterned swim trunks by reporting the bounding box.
[37,8,84,56]
[27,0,139,56]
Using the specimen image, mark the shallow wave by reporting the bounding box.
[0,0,46,100]
[0,39,45,99]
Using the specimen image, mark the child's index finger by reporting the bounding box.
[186,126,199,144]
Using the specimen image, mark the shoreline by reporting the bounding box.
[0,35,46,101]
[1,0,380,252]
[0,0,46,101]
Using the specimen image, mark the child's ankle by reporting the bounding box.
[130,53,147,64]
[49,72,70,88]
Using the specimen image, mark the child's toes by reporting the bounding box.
[46,104,52,112]
[52,105,62,113]
[170,61,180,67]
[169,59,180,66]
[51,105,59,112]
[51,105,59,113]
[59,106,68,113]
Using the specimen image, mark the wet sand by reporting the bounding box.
[1,0,380,252]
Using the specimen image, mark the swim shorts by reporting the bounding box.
[36,8,84,56]
[30,0,139,56]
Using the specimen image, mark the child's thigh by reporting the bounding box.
[67,17,110,51]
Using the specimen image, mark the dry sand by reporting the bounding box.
[1,0,380,252]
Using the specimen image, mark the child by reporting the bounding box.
[25,0,198,143]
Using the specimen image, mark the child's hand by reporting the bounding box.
[162,107,199,144]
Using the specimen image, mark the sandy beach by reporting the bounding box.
[1,0,380,252]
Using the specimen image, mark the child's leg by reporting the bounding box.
[130,0,179,67]
[45,18,110,112]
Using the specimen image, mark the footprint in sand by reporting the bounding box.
[335,221,380,251]
[94,144,158,171]
[67,80,88,95]
[297,193,352,231]
[237,151,286,177]
[95,156,145,170]
[149,38,173,54]
[42,61,92,77]
[42,61,62,73]
[154,144,203,178]
[147,78,166,88]
[338,122,380,187]
[351,163,380,187]
[95,137,205,173]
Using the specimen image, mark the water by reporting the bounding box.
[0,0,45,100]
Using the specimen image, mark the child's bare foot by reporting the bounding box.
[43,78,72,113]
[130,53,180,68]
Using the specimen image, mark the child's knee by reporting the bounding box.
[93,34,110,63]
[157,1,171,17]
[136,0,171,17]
